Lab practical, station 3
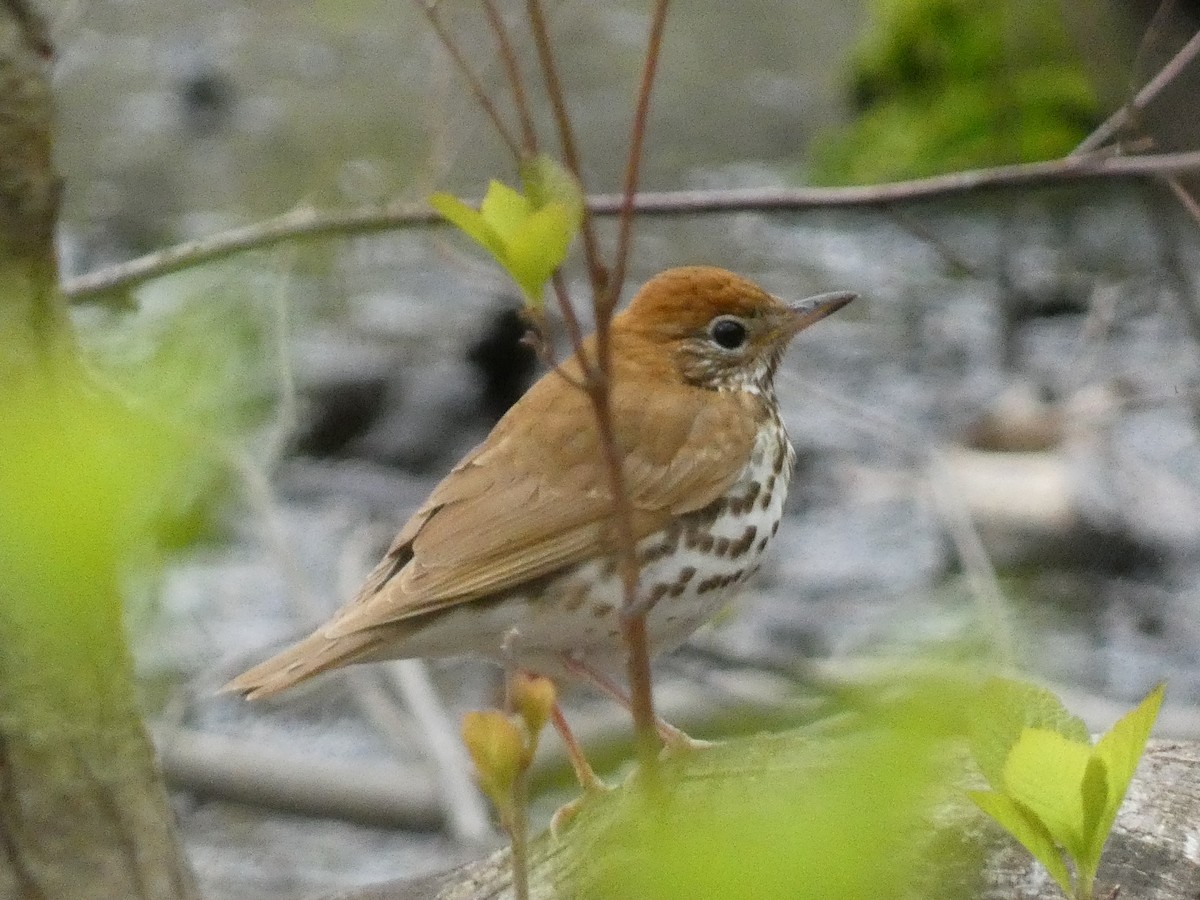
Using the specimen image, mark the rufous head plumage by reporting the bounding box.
[612,266,854,394]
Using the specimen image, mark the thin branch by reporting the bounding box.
[587,387,659,767]
[520,302,586,390]
[883,205,983,278]
[64,202,434,301]
[549,270,589,374]
[501,672,532,900]
[1074,27,1200,155]
[415,0,520,159]
[595,0,672,769]
[1130,0,1180,105]
[63,150,1200,303]
[481,0,538,156]
[925,452,1016,670]
[524,0,608,295]
[606,0,670,315]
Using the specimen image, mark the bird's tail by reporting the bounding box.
[220,628,381,700]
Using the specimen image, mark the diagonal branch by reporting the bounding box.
[416,0,521,159]
[481,0,538,156]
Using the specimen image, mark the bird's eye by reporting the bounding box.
[708,316,748,350]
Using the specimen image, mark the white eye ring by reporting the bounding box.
[708,316,748,350]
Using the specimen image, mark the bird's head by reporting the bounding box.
[613,266,855,395]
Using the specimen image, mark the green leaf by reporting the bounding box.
[1003,727,1092,861]
[429,160,582,309]
[1084,683,1164,869]
[1078,754,1109,875]
[970,677,1089,790]
[969,790,1073,896]
[505,203,575,303]
[428,192,506,260]
[478,179,533,241]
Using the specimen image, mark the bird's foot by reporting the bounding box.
[656,720,716,755]
[550,779,612,837]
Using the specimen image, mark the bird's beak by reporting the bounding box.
[785,291,856,335]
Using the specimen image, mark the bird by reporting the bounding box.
[225,266,854,784]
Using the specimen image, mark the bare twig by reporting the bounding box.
[1167,176,1200,222]
[548,270,589,375]
[1129,0,1180,107]
[925,452,1017,669]
[499,672,532,900]
[520,301,586,389]
[883,205,983,277]
[481,0,537,156]
[415,0,520,159]
[63,151,1200,303]
[524,0,608,295]
[1071,18,1200,340]
[586,388,658,766]
[1074,27,1200,155]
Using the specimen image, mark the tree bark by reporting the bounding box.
[0,3,199,897]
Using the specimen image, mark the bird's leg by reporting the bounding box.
[550,703,608,794]
[548,702,611,835]
[558,654,713,752]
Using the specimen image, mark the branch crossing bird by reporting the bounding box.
[225,266,855,785]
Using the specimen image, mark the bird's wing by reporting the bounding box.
[323,369,760,638]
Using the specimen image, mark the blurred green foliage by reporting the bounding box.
[80,263,282,549]
[0,369,194,697]
[546,670,1162,899]
[0,269,267,652]
[811,0,1100,184]
[580,675,973,900]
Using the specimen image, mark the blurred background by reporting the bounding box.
[53,0,1200,895]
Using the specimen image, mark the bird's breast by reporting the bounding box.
[524,414,796,668]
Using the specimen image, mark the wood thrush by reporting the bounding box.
[225,266,853,775]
